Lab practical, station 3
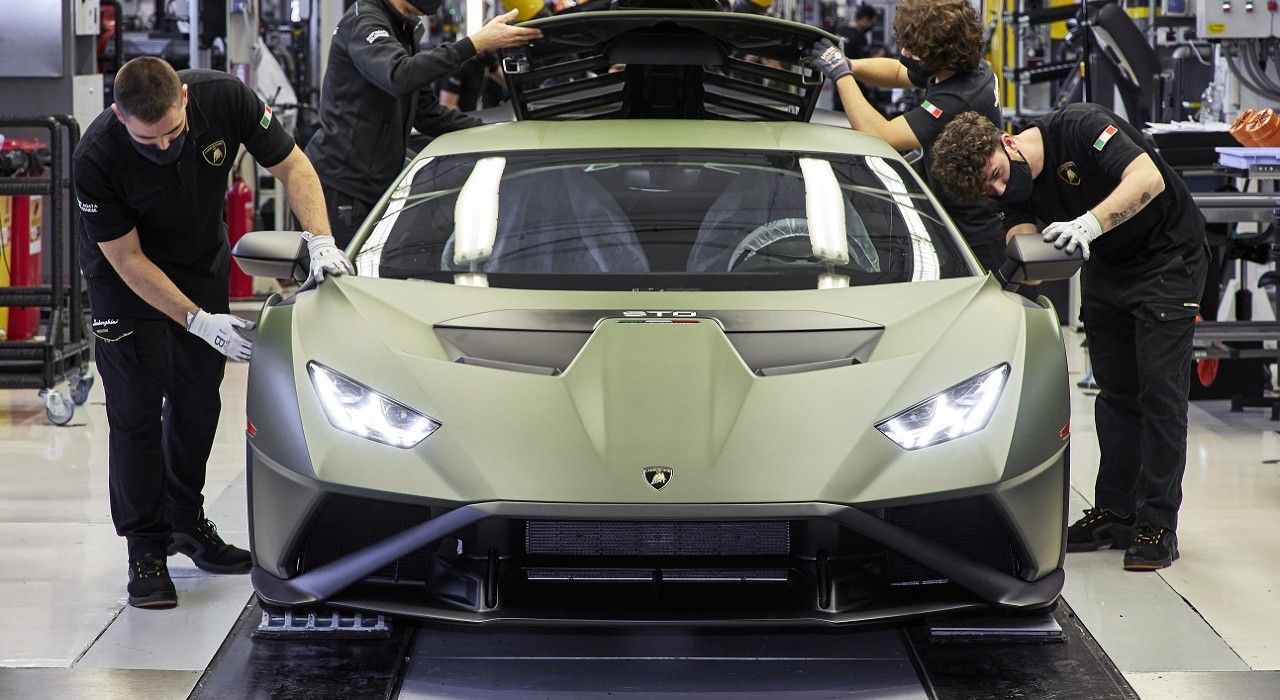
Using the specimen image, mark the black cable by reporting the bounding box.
[1226,43,1280,102]
[1244,40,1280,95]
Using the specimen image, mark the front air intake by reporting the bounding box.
[525,520,790,557]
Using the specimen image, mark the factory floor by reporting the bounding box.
[1,329,1278,699]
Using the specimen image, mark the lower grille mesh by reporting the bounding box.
[886,497,1020,585]
[525,520,790,557]
[293,494,434,582]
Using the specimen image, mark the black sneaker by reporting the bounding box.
[1124,525,1179,571]
[1066,507,1136,552]
[168,518,252,574]
[128,553,177,609]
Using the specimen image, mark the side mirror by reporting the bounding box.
[999,234,1084,288]
[232,230,309,282]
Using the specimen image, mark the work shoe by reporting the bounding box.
[1066,507,1136,552]
[128,553,177,609]
[168,518,252,574]
[1123,525,1179,571]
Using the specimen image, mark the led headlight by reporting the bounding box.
[876,364,1010,450]
[307,362,440,448]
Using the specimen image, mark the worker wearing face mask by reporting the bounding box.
[73,57,351,609]
[306,0,542,248]
[807,0,1006,272]
[928,105,1209,572]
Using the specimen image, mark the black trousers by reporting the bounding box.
[95,318,227,558]
[1083,247,1208,531]
[323,183,376,250]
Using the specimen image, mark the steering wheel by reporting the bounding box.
[728,218,812,271]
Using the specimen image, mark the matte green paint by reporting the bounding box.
[250,118,1069,585]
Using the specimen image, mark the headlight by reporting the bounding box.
[307,362,440,448]
[876,364,1010,450]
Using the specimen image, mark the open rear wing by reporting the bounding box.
[498,10,838,122]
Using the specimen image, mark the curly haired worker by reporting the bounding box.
[808,0,1005,271]
[928,107,1208,572]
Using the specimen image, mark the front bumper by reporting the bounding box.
[249,445,1067,626]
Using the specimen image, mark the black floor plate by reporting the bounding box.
[189,601,413,700]
[909,601,1139,700]
[191,598,1136,699]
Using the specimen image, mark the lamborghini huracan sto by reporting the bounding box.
[235,8,1078,625]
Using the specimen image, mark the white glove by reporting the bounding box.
[186,309,255,362]
[302,231,354,282]
[1042,212,1103,260]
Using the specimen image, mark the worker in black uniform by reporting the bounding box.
[440,52,507,113]
[830,4,877,113]
[928,105,1208,571]
[73,57,352,608]
[306,0,541,247]
[808,0,1007,272]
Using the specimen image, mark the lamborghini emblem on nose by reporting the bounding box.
[644,466,672,490]
[203,140,226,166]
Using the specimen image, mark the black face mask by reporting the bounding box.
[131,130,186,166]
[995,150,1034,204]
[899,54,927,78]
[409,0,443,13]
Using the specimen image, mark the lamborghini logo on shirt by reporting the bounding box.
[202,140,226,166]
[1057,161,1081,186]
[644,467,673,490]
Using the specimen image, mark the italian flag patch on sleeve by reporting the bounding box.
[1093,124,1118,151]
[259,105,273,129]
[921,100,943,119]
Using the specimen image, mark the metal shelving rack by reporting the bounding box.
[0,114,93,425]
[1000,0,1109,123]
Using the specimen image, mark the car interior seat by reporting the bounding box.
[687,166,878,273]
[444,165,650,274]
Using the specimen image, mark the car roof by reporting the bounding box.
[419,119,903,162]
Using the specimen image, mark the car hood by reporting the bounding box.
[274,275,1057,505]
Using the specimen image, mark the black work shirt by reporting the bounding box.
[306,0,481,205]
[837,25,869,61]
[999,103,1206,275]
[441,54,504,112]
[73,69,295,318]
[903,61,1005,259]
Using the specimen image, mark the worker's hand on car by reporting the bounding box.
[470,9,543,54]
[1041,212,1103,260]
[808,39,852,84]
[186,310,255,362]
[302,231,354,282]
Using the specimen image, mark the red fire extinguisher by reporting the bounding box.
[3,138,49,342]
[226,173,254,299]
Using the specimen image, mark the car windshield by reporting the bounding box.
[353,149,973,290]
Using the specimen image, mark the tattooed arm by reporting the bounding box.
[1088,153,1165,232]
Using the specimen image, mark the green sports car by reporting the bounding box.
[237,8,1078,625]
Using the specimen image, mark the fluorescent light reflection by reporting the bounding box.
[865,156,940,281]
[798,157,850,265]
[453,156,506,267]
[355,157,434,276]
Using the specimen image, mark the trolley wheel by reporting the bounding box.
[70,372,94,406]
[43,391,75,426]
